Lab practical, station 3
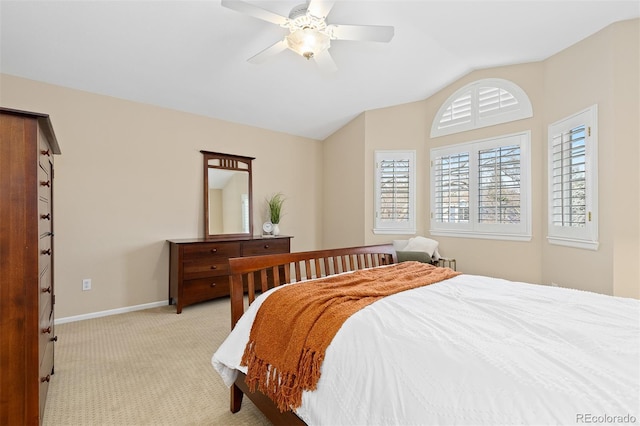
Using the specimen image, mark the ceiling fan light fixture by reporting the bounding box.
[286,28,330,60]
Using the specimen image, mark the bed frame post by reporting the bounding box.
[230,384,243,413]
[230,274,244,328]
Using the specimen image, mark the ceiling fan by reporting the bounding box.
[220,0,394,72]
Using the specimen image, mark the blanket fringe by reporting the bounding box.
[242,343,324,411]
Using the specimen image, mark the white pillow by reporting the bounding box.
[402,236,439,258]
[392,239,410,252]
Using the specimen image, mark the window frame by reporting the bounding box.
[373,150,416,235]
[430,131,531,241]
[547,105,599,250]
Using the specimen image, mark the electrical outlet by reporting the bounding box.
[82,278,92,291]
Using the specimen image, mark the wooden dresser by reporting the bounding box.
[0,108,61,425]
[168,236,292,313]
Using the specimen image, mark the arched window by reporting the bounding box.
[431,78,533,137]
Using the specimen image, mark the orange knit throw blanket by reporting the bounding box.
[240,261,461,412]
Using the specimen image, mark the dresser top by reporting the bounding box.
[167,235,292,244]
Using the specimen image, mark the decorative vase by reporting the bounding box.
[272,223,280,236]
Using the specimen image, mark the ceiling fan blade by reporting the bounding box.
[307,0,335,19]
[328,24,394,42]
[314,49,337,73]
[247,39,289,64]
[221,0,288,26]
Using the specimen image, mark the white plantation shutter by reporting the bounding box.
[374,151,416,234]
[478,144,521,224]
[551,126,586,227]
[438,91,472,129]
[547,105,598,250]
[433,152,470,224]
[478,87,519,118]
[432,79,533,137]
[431,132,531,240]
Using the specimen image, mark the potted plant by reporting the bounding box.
[267,192,285,235]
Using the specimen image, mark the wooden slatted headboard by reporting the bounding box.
[227,243,397,328]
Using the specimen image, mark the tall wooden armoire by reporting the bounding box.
[0,107,61,425]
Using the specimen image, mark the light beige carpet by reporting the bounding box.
[43,298,270,426]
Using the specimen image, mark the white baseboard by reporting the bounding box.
[55,300,168,325]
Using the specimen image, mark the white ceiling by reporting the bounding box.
[1,1,638,140]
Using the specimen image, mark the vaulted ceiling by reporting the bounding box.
[1,1,638,140]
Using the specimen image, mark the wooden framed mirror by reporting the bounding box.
[202,151,254,239]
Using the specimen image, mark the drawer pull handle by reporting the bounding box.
[41,248,52,255]
[210,248,217,253]
[42,286,52,293]
[51,335,58,342]
[41,149,51,157]
[41,375,51,383]
[41,213,51,220]
[264,244,269,249]
[42,326,52,334]
[210,265,217,270]
[210,282,217,288]
[40,180,51,187]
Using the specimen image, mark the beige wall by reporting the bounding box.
[322,113,366,249]
[612,19,640,299]
[0,74,323,318]
[323,19,639,297]
[363,100,431,246]
[542,19,639,298]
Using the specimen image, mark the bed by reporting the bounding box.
[212,244,640,425]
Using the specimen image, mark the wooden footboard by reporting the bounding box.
[226,243,397,423]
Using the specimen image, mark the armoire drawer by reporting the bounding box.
[39,340,54,421]
[243,238,290,256]
[39,264,52,319]
[38,198,52,237]
[38,300,53,366]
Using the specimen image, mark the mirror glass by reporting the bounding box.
[202,151,254,239]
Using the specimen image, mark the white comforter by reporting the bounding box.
[212,273,640,425]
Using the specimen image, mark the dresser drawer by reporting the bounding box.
[242,239,290,256]
[183,242,241,259]
[182,277,230,305]
[183,258,231,279]
[168,237,291,313]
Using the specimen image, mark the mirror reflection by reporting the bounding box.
[202,151,254,239]
[208,169,249,234]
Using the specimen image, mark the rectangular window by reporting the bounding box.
[430,132,531,240]
[374,150,416,234]
[433,152,469,223]
[547,105,598,250]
